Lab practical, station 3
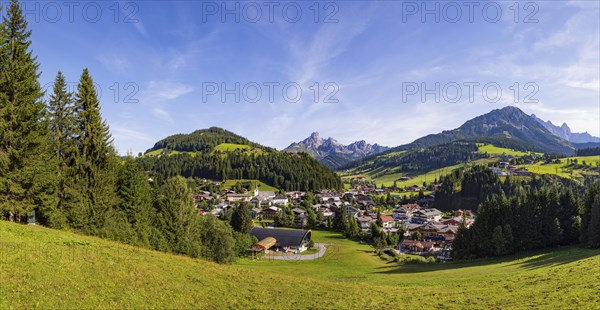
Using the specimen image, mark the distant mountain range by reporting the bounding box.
[531,114,600,144]
[338,106,588,174]
[144,106,595,180]
[386,106,576,155]
[283,132,389,169]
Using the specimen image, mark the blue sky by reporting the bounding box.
[12,0,600,154]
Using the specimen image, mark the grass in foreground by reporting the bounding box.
[1,222,599,309]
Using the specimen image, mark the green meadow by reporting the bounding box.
[341,164,463,188]
[222,179,278,192]
[2,221,599,309]
[476,144,539,157]
[518,156,600,179]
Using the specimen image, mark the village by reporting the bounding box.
[191,178,475,260]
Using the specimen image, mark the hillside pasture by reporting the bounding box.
[2,222,598,309]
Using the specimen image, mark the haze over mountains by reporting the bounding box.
[283,132,389,169]
[531,114,600,144]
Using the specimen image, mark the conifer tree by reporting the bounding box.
[230,202,252,233]
[0,0,55,222]
[588,195,600,248]
[73,68,117,231]
[154,176,202,256]
[44,71,77,228]
[114,157,154,246]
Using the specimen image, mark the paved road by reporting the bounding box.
[263,243,328,261]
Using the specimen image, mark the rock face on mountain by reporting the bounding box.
[284,132,389,169]
[531,114,600,144]
[392,106,575,155]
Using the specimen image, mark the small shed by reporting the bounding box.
[252,237,277,252]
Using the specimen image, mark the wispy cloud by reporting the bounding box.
[112,126,153,142]
[152,107,173,123]
[132,22,149,38]
[96,54,132,74]
[141,80,194,102]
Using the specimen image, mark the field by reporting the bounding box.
[341,164,464,188]
[142,148,188,157]
[143,143,260,158]
[518,156,600,180]
[2,221,599,309]
[341,144,598,189]
[222,179,278,192]
[476,144,538,157]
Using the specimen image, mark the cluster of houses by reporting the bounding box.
[397,208,475,260]
[195,187,303,218]
[192,180,475,260]
[491,162,533,177]
[348,176,440,193]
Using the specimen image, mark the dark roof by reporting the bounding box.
[249,227,311,247]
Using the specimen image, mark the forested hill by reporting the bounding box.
[138,128,342,191]
[147,127,268,153]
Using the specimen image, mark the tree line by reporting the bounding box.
[339,142,488,174]
[448,167,600,258]
[0,1,253,264]
[576,147,600,157]
[136,151,342,191]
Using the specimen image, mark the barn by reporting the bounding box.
[249,227,312,253]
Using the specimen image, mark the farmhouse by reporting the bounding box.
[255,190,276,199]
[226,193,251,203]
[393,203,421,220]
[356,216,374,230]
[292,208,307,226]
[400,239,435,254]
[412,208,443,223]
[380,215,395,228]
[272,195,289,206]
[249,227,312,253]
[261,206,281,220]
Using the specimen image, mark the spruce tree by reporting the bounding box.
[73,68,117,231]
[45,71,77,228]
[230,202,252,233]
[588,195,600,248]
[0,0,55,222]
[114,157,153,246]
[154,176,202,257]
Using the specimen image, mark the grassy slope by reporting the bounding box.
[340,145,595,188]
[2,222,599,309]
[477,144,538,157]
[213,143,251,152]
[222,179,278,192]
[518,156,600,179]
[341,163,466,188]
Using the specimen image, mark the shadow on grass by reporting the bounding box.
[373,246,600,275]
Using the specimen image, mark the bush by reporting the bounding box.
[394,254,436,264]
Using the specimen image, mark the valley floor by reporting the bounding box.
[1,221,599,309]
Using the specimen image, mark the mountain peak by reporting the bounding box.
[284,134,389,169]
[532,114,597,143]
